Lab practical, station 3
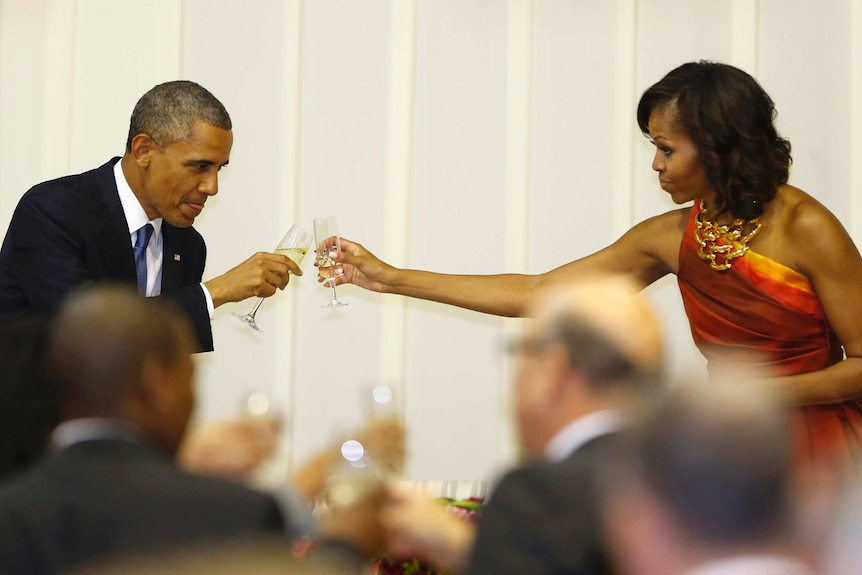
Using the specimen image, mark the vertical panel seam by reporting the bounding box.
[614,0,636,234]
[504,0,531,275]
[282,0,305,473]
[852,0,862,242]
[730,0,758,75]
[380,0,417,392]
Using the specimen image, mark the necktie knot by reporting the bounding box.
[135,223,154,251]
[134,224,153,295]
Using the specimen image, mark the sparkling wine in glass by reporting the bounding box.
[314,216,348,308]
[233,224,313,332]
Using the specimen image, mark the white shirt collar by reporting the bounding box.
[685,555,812,575]
[113,158,163,239]
[544,409,625,462]
[51,418,145,450]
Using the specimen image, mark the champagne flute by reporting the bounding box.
[314,216,348,308]
[361,381,405,478]
[233,224,313,332]
[239,390,286,490]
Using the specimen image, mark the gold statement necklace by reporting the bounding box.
[694,201,762,271]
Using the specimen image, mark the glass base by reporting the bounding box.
[232,311,263,332]
[322,300,349,309]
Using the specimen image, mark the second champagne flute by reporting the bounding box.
[232,224,313,332]
[314,216,348,308]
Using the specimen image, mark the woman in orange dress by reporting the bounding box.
[326,61,862,479]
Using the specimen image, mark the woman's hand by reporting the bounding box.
[318,237,397,293]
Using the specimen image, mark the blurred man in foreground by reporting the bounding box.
[0,285,380,574]
[382,274,664,574]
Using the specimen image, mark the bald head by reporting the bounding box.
[529,274,664,379]
[48,285,196,449]
[513,275,665,457]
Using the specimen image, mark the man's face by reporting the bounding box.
[511,327,555,459]
[138,122,232,227]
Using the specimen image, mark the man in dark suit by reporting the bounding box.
[0,286,380,575]
[381,274,665,575]
[0,81,299,352]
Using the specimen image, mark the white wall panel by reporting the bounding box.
[530,0,621,272]
[0,0,48,232]
[291,0,393,466]
[41,0,76,181]
[405,0,510,480]
[68,0,182,172]
[760,0,852,219]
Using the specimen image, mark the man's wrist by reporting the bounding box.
[202,278,228,309]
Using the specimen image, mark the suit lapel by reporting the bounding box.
[95,159,136,281]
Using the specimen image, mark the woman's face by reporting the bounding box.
[647,106,715,207]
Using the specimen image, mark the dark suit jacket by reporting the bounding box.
[465,432,616,575]
[0,158,213,351]
[0,438,287,574]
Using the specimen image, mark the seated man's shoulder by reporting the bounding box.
[17,160,117,214]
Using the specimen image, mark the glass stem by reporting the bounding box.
[328,280,338,301]
[249,297,265,318]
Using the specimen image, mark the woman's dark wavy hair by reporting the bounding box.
[637,61,792,220]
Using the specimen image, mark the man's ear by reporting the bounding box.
[136,358,170,415]
[130,134,156,167]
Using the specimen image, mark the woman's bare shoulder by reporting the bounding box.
[780,185,849,236]
[610,205,692,276]
[776,185,859,274]
[622,206,691,242]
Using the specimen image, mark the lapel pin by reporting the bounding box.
[174,254,181,261]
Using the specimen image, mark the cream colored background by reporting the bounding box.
[1,0,861,481]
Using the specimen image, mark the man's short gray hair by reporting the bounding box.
[125,80,231,151]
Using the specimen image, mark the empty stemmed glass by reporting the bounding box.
[361,381,404,478]
[314,216,348,308]
[239,389,286,489]
[233,224,313,332]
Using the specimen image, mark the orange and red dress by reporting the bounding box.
[678,199,862,478]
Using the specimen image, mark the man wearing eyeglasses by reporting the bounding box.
[381,274,666,575]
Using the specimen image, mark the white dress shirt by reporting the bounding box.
[685,555,813,575]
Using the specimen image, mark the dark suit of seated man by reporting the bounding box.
[0,81,301,352]
[0,286,376,575]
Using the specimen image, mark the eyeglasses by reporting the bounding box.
[502,334,556,357]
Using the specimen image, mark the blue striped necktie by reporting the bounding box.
[133,223,154,295]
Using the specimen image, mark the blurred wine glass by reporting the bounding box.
[239,390,287,490]
[359,381,405,478]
